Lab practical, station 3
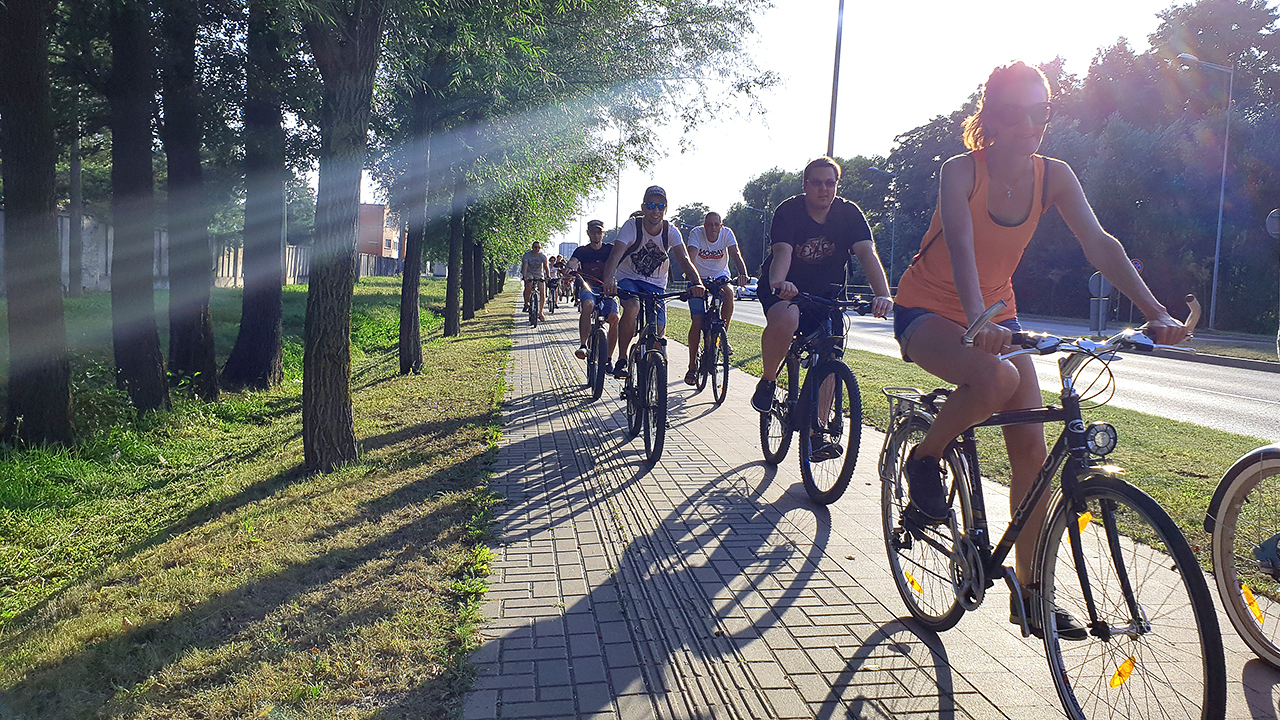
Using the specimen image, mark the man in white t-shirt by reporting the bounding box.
[682,211,749,385]
[603,185,704,380]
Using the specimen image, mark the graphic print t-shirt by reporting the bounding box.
[762,195,873,297]
[685,225,738,280]
[571,243,614,290]
[614,218,684,288]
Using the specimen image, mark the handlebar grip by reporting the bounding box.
[961,300,1008,347]
[1184,294,1202,333]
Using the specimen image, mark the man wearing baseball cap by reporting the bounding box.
[567,219,620,364]
[603,185,704,379]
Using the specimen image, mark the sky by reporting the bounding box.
[545,0,1197,249]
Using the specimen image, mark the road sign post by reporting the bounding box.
[1089,272,1113,336]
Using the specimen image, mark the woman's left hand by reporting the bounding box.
[871,295,893,319]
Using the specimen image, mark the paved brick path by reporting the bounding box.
[466,303,1280,719]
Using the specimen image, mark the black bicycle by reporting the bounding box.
[526,280,542,327]
[759,291,872,505]
[546,276,559,314]
[577,274,611,402]
[880,299,1225,720]
[694,276,733,405]
[617,286,688,464]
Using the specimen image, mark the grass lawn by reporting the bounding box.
[664,306,1269,561]
[0,277,510,718]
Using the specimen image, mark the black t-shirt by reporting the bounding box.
[572,243,614,288]
[762,195,873,297]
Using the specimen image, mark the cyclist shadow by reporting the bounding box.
[814,620,963,720]
[1241,658,1280,718]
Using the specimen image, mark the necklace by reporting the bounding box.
[992,169,1026,199]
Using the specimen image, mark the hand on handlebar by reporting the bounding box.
[736,276,749,287]
[970,323,1013,356]
[772,280,799,300]
[603,276,618,296]
[870,295,893,319]
[688,283,706,298]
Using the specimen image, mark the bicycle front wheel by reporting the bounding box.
[624,348,642,438]
[695,328,711,392]
[881,417,969,631]
[797,360,861,505]
[711,326,729,405]
[529,289,539,326]
[760,356,798,464]
[1212,449,1280,668]
[589,327,608,401]
[1037,476,1226,720]
[642,351,667,463]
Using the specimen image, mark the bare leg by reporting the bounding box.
[687,314,703,374]
[617,298,639,365]
[761,302,800,381]
[721,286,735,324]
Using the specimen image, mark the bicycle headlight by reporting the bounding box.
[1085,422,1118,456]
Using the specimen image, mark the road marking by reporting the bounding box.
[1186,386,1280,405]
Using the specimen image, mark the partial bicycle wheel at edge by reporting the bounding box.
[624,348,642,437]
[711,327,730,405]
[1037,476,1226,720]
[589,327,608,401]
[760,356,798,464]
[798,360,861,505]
[696,328,711,392]
[642,351,667,463]
[881,416,969,631]
[1211,450,1280,668]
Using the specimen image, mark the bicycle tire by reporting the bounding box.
[881,416,969,631]
[1212,452,1280,668]
[589,327,608,402]
[625,347,642,437]
[798,361,861,505]
[696,326,711,393]
[529,288,540,327]
[760,356,798,464]
[1037,476,1226,720]
[711,326,729,405]
[642,350,667,463]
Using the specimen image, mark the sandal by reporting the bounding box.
[684,369,698,386]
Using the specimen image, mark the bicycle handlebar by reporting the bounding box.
[776,290,874,316]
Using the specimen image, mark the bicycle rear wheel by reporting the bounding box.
[695,327,711,392]
[760,356,798,464]
[1212,449,1280,668]
[642,351,667,463]
[1037,476,1226,720]
[711,327,729,405]
[624,348,642,437]
[529,288,540,327]
[798,361,861,504]
[589,327,608,401]
[881,416,968,631]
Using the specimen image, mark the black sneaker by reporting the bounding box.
[904,448,948,524]
[751,379,776,413]
[1011,593,1088,641]
[809,434,843,462]
[614,358,629,380]
[575,345,588,359]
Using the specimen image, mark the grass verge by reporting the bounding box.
[0,277,510,719]
[665,306,1268,562]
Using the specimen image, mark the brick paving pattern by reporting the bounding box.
[467,302,1280,719]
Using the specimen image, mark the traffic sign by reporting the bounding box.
[1267,209,1279,239]
[1088,271,1112,298]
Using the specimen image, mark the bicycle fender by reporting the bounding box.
[1204,443,1280,534]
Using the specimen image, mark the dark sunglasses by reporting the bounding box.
[989,102,1053,126]
[804,178,837,189]
[643,202,666,210]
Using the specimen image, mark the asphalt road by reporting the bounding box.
[677,298,1280,443]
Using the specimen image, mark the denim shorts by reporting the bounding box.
[617,278,667,326]
[893,304,1022,363]
[688,276,729,316]
[578,289,618,317]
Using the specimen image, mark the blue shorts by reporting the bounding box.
[578,288,618,317]
[893,304,1022,363]
[617,278,667,326]
[688,277,729,316]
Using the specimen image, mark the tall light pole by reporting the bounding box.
[1177,53,1234,329]
[746,205,768,270]
[1268,208,1279,360]
[827,0,845,157]
[867,166,897,287]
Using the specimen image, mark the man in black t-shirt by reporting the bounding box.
[751,156,894,414]
[568,219,620,362]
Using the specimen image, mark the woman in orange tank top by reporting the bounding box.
[891,61,1189,636]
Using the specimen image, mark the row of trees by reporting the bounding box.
[0,0,772,462]
[719,0,1279,335]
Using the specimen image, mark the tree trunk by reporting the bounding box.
[397,94,431,375]
[0,0,74,444]
[461,209,475,321]
[160,0,218,401]
[69,91,83,298]
[222,0,286,391]
[108,0,170,413]
[444,168,465,337]
[473,239,486,310]
[302,0,387,472]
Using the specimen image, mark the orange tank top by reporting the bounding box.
[894,150,1048,326]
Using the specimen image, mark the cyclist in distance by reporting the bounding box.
[569,219,621,364]
[750,156,893,412]
[603,185,705,379]
[891,60,1188,636]
[520,240,550,321]
[683,211,750,385]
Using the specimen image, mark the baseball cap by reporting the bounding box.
[586,219,604,230]
[643,185,667,201]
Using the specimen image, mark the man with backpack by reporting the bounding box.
[603,186,704,379]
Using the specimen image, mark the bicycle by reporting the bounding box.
[527,280,542,327]
[758,291,872,505]
[546,277,559,314]
[617,286,689,464]
[694,276,733,405]
[879,298,1226,720]
[577,274,612,402]
[1205,441,1280,668]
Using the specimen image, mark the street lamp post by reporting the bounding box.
[827,0,846,157]
[867,166,897,287]
[1177,53,1234,330]
[745,205,769,271]
[1268,208,1280,360]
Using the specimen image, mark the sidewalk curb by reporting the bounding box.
[1152,348,1280,373]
